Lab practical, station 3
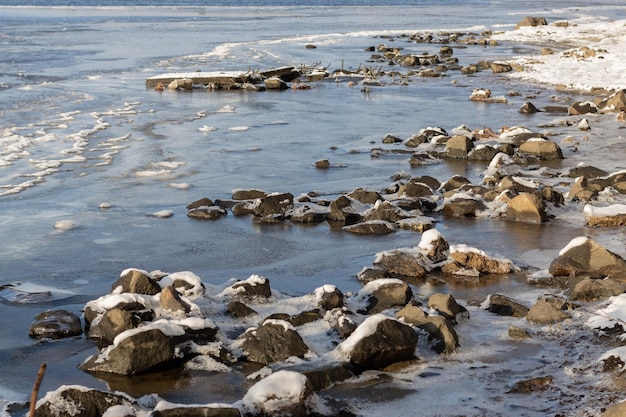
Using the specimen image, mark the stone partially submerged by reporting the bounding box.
[549,237,626,281]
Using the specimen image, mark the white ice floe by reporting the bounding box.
[53,219,77,230]
[491,18,626,91]
[198,125,217,132]
[150,209,174,218]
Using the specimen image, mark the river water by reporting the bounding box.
[1,2,626,415]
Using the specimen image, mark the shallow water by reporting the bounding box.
[1,2,626,415]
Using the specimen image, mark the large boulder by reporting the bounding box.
[549,237,626,281]
[252,192,294,218]
[314,285,344,310]
[418,228,449,264]
[363,200,410,223]
[335,315,418,370]
[87,308,141,344]
[240,320,309,365]
[35,386,134,417]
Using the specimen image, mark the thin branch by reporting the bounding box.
[29,363,46,417]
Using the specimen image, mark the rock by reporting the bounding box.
[598,89,626,113]
[442,197,487,217]
[363,200,410,222]
[400,180,435,198]
[359,278,413,314]
[226,300,258,318]
[504,192,548,223]
[187,206,227,220]
[152,404,241,417]
[80,328,179,375]
[445,135,474,159]
[289,203,328,223]
[343,220,396,235]
[549,237,626,281]
[315,285,344,310]
[518,138,563,160]
[526,298,570,325]
[602,400,626,417]
[282,362,354,391]
[264,77,288,90]
[186,197,214,210]
[519,101,538,114]
[314,159,330,169]
[498,176,537,194]
[468,144,499,161]
[242,371,316,417]
[418,228,450,264]
[568,177,602,202]
[567,277,626,301]
[568,101,598,115]
[226,275,272,299]
[348,188,382,204]
[508,376,553,393]
[28,309,83,339]
[565,164,608,179]
[232,189,267,200]
[485,294,529,317]
[159,286,192,314]
[396,304,459,354]
[382,133,403,144]
[112,269,161,296]
[405,127,448,147]
[491,62,512,73]
[87,308,140,344]
[35,386,134,417]
[252,192,294,218]
[427,293,469,322]
[584,204,626,227]
[441,175,471,191]
[374,249,428,281]
[327,195,366,224]
[327,309,358,339]
[240,320,309,365]
[335,315,418,370]
[469,88,507,103]
[514,17,548,30]
[508,326,531,339]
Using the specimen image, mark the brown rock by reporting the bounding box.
[505,192,548,223]
[518,139,563,160]
[514,17,548,30]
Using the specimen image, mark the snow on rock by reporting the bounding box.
[241,370,317,417]
[587,294,626,332]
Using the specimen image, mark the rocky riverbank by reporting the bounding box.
[18,16,626,417]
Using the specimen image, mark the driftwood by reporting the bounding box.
[29,363,46,417]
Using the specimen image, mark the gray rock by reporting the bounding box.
[232,189,267,200]
[338,316,418,370]
[87,308,140,344]
[229,277,272,299]
[226,300,258,318]
[152,406,241,417]
[186,197,214,210]
[566,277,626,301]
[187,206,227,220]
[240,320,309,365]
[252,192,294,218]
[519,101,538,114]
[348,188,383,204]
[442,197,487,217]
[316,285,344,310]
[29,309,82,339]
[374,249,428,281]
[327,195,365,224]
